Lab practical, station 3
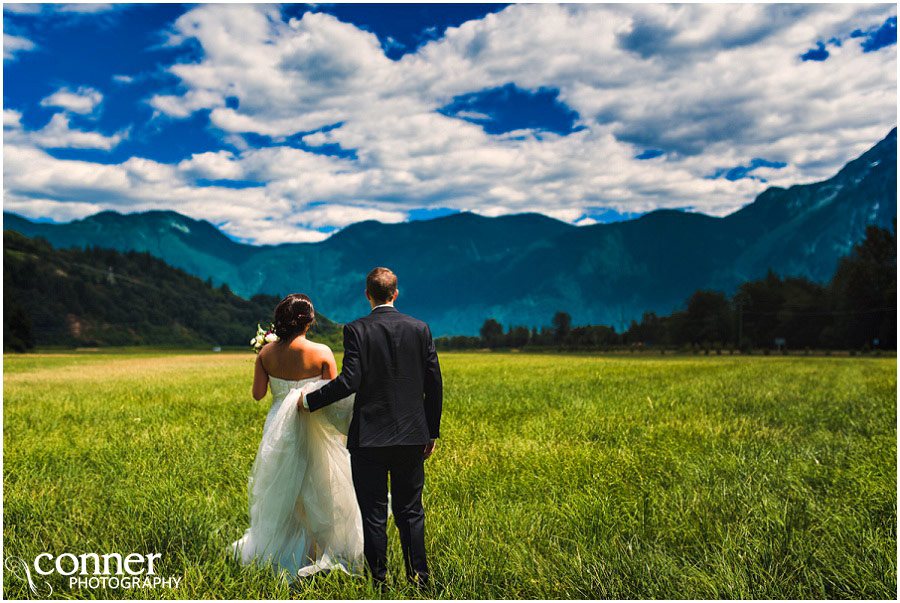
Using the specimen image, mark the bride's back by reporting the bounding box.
[260,337,335,381]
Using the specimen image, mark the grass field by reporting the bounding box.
[3,351,896,599]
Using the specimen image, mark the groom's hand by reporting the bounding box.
[297,393,309,413]
[423,439,436,460]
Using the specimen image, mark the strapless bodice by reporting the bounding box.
[268,375,325,400]
[262,376,354,438]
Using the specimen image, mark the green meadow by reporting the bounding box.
[3,351,896,599]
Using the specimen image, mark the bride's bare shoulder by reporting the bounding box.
[292,338,332,358]
[257,341,276,359]
[309,340,335,356]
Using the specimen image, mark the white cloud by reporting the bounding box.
[3,4,43,15]
[56,4,114,14]
[4,118,345,243]
[219,218,330,244]
[3,108,23,128]
[149,89,224,119]
[177,151,243,181]
[40,86,104,114]
[2,197,105,222]
[4,3,114,15]
[7,3,898,243]
[4,138,273,237]
[5,109,125,150]
[453,110,492,121]
[4,33,35,60]
[31,113,124,149]
[298,204,407,229]
[112,74,134,84]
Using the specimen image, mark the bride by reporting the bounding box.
[229,293,364,580]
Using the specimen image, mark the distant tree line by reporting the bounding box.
[3,231,342,351]
[437,224,896,352]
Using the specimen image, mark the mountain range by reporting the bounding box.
[4,128,896,336]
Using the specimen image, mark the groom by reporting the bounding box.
[300,267,443,587]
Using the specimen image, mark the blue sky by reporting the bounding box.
[3,3,897,243]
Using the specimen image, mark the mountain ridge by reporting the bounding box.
[5,128,896,335]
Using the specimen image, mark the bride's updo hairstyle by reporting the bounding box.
[273,293,316,342]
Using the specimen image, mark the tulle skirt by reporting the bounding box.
[229,378,364,580]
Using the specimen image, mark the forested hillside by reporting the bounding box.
[3,231,340,351]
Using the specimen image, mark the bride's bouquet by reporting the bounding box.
[250,323,278,353]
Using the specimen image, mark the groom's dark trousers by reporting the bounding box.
[305,306,442,584]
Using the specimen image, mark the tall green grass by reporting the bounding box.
[3,351,896,599]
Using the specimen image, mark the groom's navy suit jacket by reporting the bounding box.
[306,306,442,448]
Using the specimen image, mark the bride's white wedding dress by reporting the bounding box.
[229,376,364,580]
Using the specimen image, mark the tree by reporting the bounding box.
[683,290,733,346]
[829,224,896,348]
[552,311,571,342]
[624,311,666,345]
[776,276,829,348]
[479,318,504,348]
[733,270,785,347]
[507,325,531,348]
[3,296,34,352]
[590,324,619,346]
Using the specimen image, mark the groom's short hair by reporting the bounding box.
[367,267,397,303]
